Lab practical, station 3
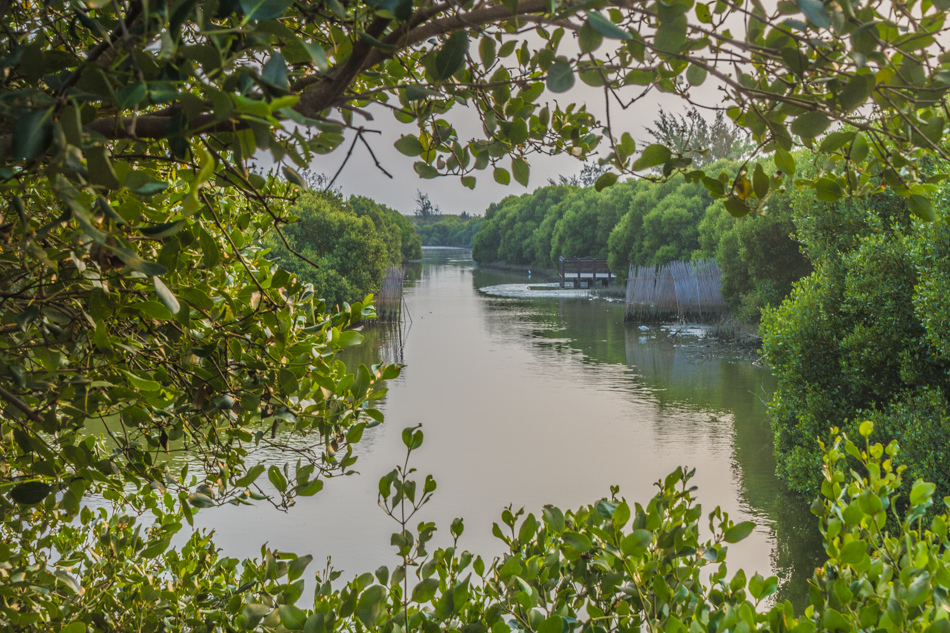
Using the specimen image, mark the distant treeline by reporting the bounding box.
[470,158,811,322]
[266,192,422,309]
[413,214,483,247]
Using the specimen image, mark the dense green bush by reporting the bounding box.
[763,195,950,496]
[351,196,423,261]
[472,186,577,265]
[266,193,389,308]
[15,423,950,633]
[698,192,812,322]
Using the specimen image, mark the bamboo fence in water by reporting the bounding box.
[625,258,728,322]
[376,266,405,322]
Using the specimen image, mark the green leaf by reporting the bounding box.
[262,53,290,92]
[695,3,711,22]
[153,276,181,315]
[288,555,313,581]
[511,157,530,187]
[774,148,796,175]
[686,64,707,86]
[791,111,831,138]
[562,531,592,553]
[626,69,654,85]
[435,32,468,80]
[578,22,603,53]
[493,167,510,185]
[724,196,752,217]
[595,172,618,191]
[539,615,563,633]
[282,166,308,189]
[9,481,52,505]
[112,247,169,276]
[632,144,671,171]
[117,81,147,109]
[86,146,122,189]
[839,74,875,112]
[54,570,82,594]
[337,330,363,347]
[620,529,652,555]
[141,220,186,239]
[13,109,52,160]
[911,480,937,506]
[586,11,631,40]
[355,585,386,626]
[304,612,326,633]
[797,0,830,28]
[909,194,936,221]
[278,605,308,630]
[121,369,163,391]
[268,466,288,492]
[412,578,439,602]
[303,41,329,72]
[479,37,496,68]
[279,367,299,395]
[240,0,293,20]
[547,60,574,93]
[723,521,756,543]
[819,130,856,153]
[61,622,87,633]
[752,163,769,199]
[395,135,424,156]
[187,493,215,508]
[124,173,169,197]
[814,176,842,202]
[655,13,687,54]
[405,85,441,101]
[235,464,266,487]
[839,540,868,565]
[414,162,439,179]
[296,478,323,496]
[242,604,272,629]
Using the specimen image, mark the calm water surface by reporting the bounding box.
[197,249,824,606]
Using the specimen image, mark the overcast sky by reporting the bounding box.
[305,69,727,216]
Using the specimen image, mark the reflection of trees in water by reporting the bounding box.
[623,331,824,608]
[344,321,407,367]
[475,292,823,612]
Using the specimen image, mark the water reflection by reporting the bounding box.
[471,255,824,606]
[190,248,823,611]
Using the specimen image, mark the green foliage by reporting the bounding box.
[606,175,711,278]
[414,215,483,247]
[350,196,423,263]
[7,0,950,627]
[472,182,642,269]
[265,193,388,309]
[472,185,578,266]
[763,193,950,495]
[12,422,948,633]
[550,184,638,262]
[700,192,812,323]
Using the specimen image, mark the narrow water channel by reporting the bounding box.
[196,248,824,607]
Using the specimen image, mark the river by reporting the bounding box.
[195,248,824,608]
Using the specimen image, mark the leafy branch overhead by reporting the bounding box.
[3,0,950,211]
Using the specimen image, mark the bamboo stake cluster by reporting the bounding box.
[376,266,405,322]
[625,259,728,322]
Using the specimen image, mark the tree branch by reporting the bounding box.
[0,384,44,424]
